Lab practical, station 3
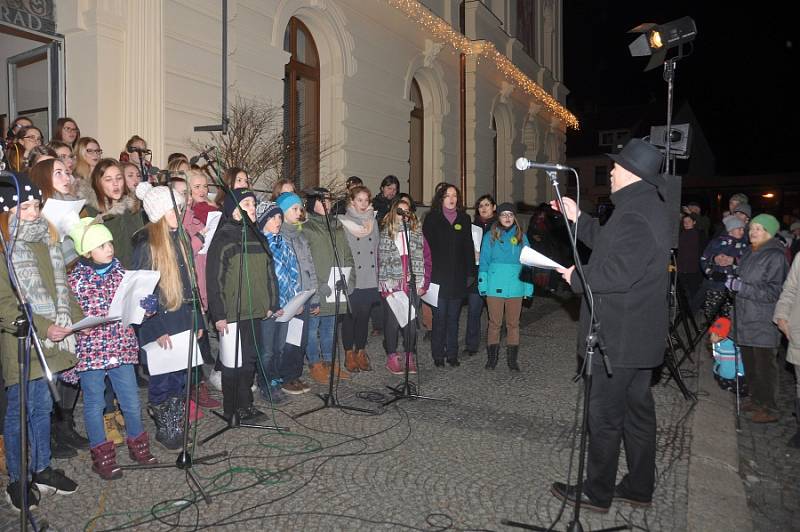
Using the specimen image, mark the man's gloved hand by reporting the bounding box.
[710,271,728,282]
[725,276,742,293]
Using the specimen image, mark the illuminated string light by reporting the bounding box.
[388,0,580,130]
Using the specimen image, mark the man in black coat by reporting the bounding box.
[550,138,671,512]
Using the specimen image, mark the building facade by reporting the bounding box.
[2,0,576,207]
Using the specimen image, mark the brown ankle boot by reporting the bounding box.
[344,350,360,372]
[127,432,158,465]
[356,349,372,371]
[309,361,329,384]
[331,362,350,379]
[91,441,123,480]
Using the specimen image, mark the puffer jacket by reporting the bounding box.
[67,258,139,371]
[733,238,789,348]
[279,221,320,307]
[478,225,533,299]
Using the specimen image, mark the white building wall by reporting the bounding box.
[55,0,571,205]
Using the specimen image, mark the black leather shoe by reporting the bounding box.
[613,483,652,508]
[550,482,610,513]
[433,359,445,367]
[447,359,460,367]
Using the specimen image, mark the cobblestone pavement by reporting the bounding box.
[737,350,800,531]
[2,295,696,531]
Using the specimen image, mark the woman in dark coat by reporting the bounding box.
[422,183,474,366]
[729,214,789,423]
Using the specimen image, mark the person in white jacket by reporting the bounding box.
[774,252,800,448]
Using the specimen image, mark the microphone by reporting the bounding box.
[127,146,152,155]
[189,146,215,166]
[515,157,572,172]
[396,207,411,217]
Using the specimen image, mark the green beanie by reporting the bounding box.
[750,213,779,237]
[68,217,113,256]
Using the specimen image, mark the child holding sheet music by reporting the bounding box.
[132,182,198,450]
[378,196,430,375]
[67,218,157,480]
[205,189,279,422]
[478,203,533,371]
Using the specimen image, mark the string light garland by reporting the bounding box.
[387,0,580,130]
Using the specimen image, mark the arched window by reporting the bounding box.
[408,78,424,203]
[283,17,320,188]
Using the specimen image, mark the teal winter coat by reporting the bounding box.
[478,226,534,298]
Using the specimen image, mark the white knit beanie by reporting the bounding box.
[135,182,184,222]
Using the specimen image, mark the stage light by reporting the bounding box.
[629,16,697,71]
[762,192,775,198]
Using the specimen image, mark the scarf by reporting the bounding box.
[266,232,300,307]
[339,207,375,239]
[443,206,458,224]
[10,217,75,352]
[378,225,424,293]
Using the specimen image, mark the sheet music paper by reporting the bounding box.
[144,330,202,376]
[519,246,566,270]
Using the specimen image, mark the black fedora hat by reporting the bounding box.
[607,138,665,187]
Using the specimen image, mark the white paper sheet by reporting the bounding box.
[143,330,202,376]
[286,318,304,346]
[41,199,85,242]
[276,289,316,322]
[70,269,161,332]
[519,246,566,270]
[420,283,439,308]
[386,291,416,328]
[218,322,243,368]
[198,211,223,255]
[325,267,352,303]
[472,225,483,264]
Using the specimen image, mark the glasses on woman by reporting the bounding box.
[23,135,42,142]
[63,126,78,132]
[499,212,515,219]
[478,202,493,209]
[86,148,103,155]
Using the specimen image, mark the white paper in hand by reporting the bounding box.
[218,322,243,368]
[276,289,316,322]
[326,267,352,303]
[70,269,160,332]
[41,199,85,242]
[198,211,222,255]
[471,225,483,265]
[420,283,439,308]
[386,291,416,328]
[144,330,202,376]
[286,318,304,346]
[519,246,565,270]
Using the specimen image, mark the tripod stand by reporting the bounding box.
[294,199,375,418]
[382,212,445,407]
[201,167,287,443]
[121,186,227,504]
[503,169,626,532]
[659,254,696,401]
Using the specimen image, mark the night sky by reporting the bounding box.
[563,1,797,176]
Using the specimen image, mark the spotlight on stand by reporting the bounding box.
[628,16,697,71]
[649,123,692,159]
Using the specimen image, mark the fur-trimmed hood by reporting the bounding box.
[76,176,136,219]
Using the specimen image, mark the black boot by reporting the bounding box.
[789,399,800,449]
[507,345,520,371]
[148,402,181,450]
[50,428,78,459]
[166,396,186,448]
[485,344,499,370]
[57,410,90,450]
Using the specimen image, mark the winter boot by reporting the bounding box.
[90,441,122,480]
[507,345,520,371]
[57,410,90,450]
[344,350,360,372]
[386,353,404,375]
[191,381,221,408]
[309,361,329,384]
[127,432,158,465]
[50,429,78,459]
[789,399,800,448]
[165,396,186,449]
[113,401,125,428]
[148,402,181,450]
[485,344,500,370]
[356,349,372,371]
[103,412,124,446]
[329,361,350,379]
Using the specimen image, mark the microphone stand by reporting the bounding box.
[120,185,228,505]
[199,158,288,445]
[503,170,625,532]
[382,211,445,406]
[294,199,376,418]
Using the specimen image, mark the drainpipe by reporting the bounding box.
[460,52,467,200]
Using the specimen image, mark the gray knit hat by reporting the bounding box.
[723,215,745,232]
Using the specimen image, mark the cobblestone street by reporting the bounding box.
[3,295,698,531]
